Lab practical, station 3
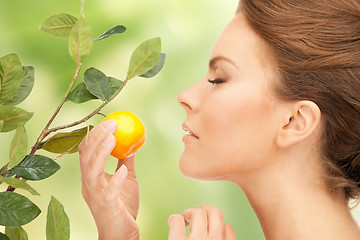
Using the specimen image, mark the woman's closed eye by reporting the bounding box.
[208,78,225,85]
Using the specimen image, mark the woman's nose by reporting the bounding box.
[177,80,202,113]
[177,89,192,112]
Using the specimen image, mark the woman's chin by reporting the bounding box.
[179,156,220,180]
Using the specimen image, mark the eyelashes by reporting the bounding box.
[208,78,225,85]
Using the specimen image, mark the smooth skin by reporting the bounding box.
[79,13,360,239]
[79,120,235,239]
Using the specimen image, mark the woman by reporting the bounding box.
[79,0,360,239]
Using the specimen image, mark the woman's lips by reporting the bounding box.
[182,123,199,141]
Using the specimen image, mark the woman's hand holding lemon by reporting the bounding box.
[78,111,145,240]
[101,111,146,159]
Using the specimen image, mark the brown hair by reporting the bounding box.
[238,0,360,202]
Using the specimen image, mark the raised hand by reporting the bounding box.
[79,120,140,240]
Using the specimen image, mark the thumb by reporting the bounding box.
[117,155,136,179]
[104,164,128,202]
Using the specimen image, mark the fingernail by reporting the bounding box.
[102,135,115,147]
[101,120,117,133]
[116,164,127,177]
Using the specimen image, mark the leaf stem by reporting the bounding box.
[81,0,85,18]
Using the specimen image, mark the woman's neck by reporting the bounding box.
[230,154,360,239]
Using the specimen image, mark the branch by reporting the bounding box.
[47,78,128,133]
[30,64,82,155]
[7,64,83,192]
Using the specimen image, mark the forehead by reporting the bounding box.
[209,14,277,81]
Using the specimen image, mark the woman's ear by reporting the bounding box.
[276,101,321,147]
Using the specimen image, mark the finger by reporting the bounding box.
[105,164,128,201]
[116,155,136,179]
[224,223,236,240]
[87,134,116,176]
[79,120,117,166]
[80,120,117,178]
[197,204,224,238]
[182,208,208,237]
[81,135,116,191]
[168,214,187,240]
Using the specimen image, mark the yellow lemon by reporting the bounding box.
[101,111,146,159]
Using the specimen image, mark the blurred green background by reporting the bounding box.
[1,0,359,239]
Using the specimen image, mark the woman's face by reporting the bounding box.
[178,14,284,180]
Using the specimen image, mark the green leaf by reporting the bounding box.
[40,13,77,38]
[0,176,39,196]
[0,164,16,179]
[46,196,70,240]
[84,68,111,102]
[0,106,33,133]
[0,165,6,179]
[42,126,94,154]
[127,37,162,80]
[0,54,23,105]
[10,155,60,181]
[5,66,34,106]
[68,17,93,64]
[0,232,10,240]
[94,25,126,42]
[5,226,28,240]
[108,77,125,96]
[2,171,15,179]
[0,120,3,132]
[67,77,124,103]
[8,126,28,170]
[0,191,41,227]
[140,53,166,78]
[66,82,97,103]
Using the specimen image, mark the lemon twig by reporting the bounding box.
[7,0,89,192]
[40,50,152,135]
[6,64,82,192]
[46,78,128,133]
[30,64,82,155]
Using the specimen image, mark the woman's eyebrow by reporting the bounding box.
[209,56,239,70]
